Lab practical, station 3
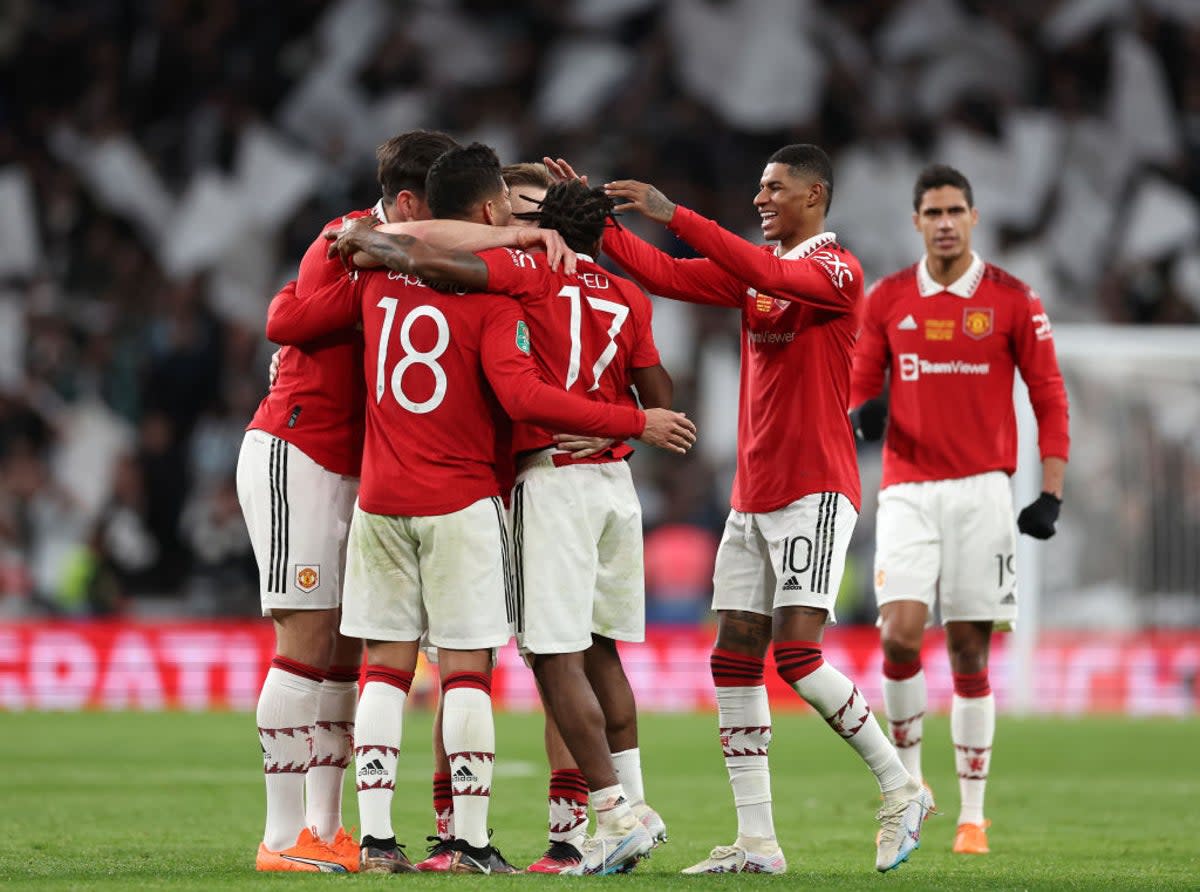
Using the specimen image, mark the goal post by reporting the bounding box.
[1011,324,1200,713]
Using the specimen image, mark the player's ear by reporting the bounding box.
[392,190,416,221]
[809,181,825,211]
[969,206,979,227]
[912,212,920,232]
[482,199,496,226]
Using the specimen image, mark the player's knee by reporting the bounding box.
[948,647,988,676]
[881,640,920,666]
[879,615,923,665]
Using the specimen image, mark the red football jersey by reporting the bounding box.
[247,207,375,477]
[267,267,648,517]
[851,254,1070,488]
[603,206,863,513]
[481,247,661,458]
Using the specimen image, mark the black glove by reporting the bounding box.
[1017,492,1061,539]
[850,397,888,442]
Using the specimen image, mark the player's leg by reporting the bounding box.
[586,464,666,844]
[874,482,940,788]
[237,430,347,872]
[584,636,667,842]
[302,468,361,854]
[946,621,994,853]
[255,610,339,869]
[764,493,930,873]
[879,601,931,782]
[307,631,362,861]
[340,508,428,873]
[682,507,784,875]
[515,462,650,875]
[413,688,456,870]
[532,651,641,831]
[525,677,588,873]
[353,640,419,873]
[940,471,1017,855]
[420,496,518,874]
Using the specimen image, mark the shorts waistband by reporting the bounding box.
[515,445,630,474]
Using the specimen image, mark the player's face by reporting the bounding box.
[914,186,978,262]
[508,185,547,228]
[489,180,514,227]
[754,163,817,243]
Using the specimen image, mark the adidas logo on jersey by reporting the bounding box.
[358,759,386,777]
[782,576,803,591]
[897,314,917,330]
[454,764,479,784]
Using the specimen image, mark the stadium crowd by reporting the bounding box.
[1,0,1198,618]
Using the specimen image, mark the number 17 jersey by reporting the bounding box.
[480,248,662,456]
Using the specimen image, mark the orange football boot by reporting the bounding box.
[256,828,349,873]
[327,827,361,872]
[952,819,991,854]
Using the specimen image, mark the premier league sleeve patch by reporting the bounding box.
[294,565,320,593]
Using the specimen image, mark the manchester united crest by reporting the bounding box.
[963,307,994,340]
[295,565,320,593]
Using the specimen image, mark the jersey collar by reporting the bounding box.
[775,231,837,260]
[372,199,388,223]
[576,252,594,263]
[917,252,984,298]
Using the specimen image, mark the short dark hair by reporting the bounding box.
[913,164,974,211]
[426,142,505,220]
[767,144,835,212]
[501,162,554,191]
[513,180,616,255]
[376,130,460,203]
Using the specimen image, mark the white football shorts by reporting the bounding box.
[236,429,358,616]
[874,471,1018,627]
[340,496,514,650]
[712,491,858,623]
[511,451,645,654]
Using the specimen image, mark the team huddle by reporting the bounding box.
[237,130,1070,876]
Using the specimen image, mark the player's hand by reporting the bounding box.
[1017,492,1061,539]
[268,349,281,388]
[849,397,888,441]
[638,409,696,455]
[543,157,588,187]
[603,180,676,224]
[552,434,615,459]
[516,227,577,275]
[324,216,381,266]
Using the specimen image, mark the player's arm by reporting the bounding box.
[1012,292,1071,537]
[326,217,575,275]
[630,364,672,409]
[265,275,359,345]
[481,302,696,454]
[848,281,892,441]
[325,218,490,290]
[600,220,744,308]
[607,179,858,313]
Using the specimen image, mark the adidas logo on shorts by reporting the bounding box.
[1001,591,1016,605]
[358,759,386,777]
[782,575,803,591]
[454,764,478,784]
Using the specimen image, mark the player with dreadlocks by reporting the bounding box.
[328,171,685,875]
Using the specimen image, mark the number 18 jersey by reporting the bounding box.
[480,248,661,456]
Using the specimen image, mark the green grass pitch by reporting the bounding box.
[1,710,1195,890]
